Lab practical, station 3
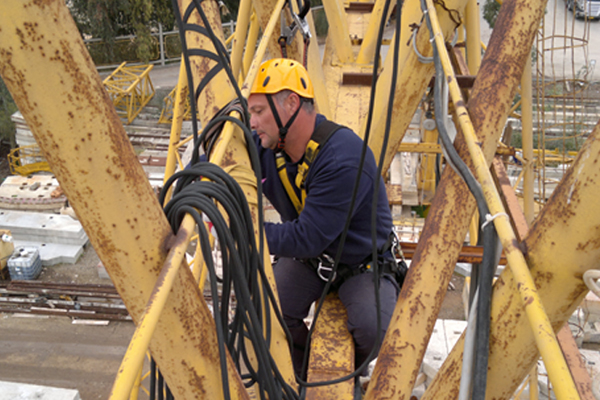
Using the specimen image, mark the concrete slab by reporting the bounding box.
[13,241,84,266]
[0,211,88,246]
[536,349,600,400]
[422,319,468,382]
[0,175,66,213]
[0,381,81,400]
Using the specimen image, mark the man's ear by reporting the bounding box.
[285,92,301,113]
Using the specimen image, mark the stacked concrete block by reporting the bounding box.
[0,210,88,266]
[0,175,67,212]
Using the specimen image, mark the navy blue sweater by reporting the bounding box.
[255,114,393,266]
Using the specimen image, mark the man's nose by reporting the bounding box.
[249,114,257,130]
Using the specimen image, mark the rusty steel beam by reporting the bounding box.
[399,242,507,265]
[421,119,600,400]
[364,0,469,175]
[0,1,249,398]
[365,0,549,398]
[306,293,355,399]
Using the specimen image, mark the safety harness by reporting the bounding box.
[306,231,408,290]
[273,119,408,289]
[275,120,342,214]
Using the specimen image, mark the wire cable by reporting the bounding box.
[167,0,405,396]
[161,162,299,400]
[299,0,402,396]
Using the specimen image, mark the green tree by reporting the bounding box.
[0,77,17,147]
[69,0,175,63]
[482,0,501,28]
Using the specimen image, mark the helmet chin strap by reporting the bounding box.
[266,94,303,153]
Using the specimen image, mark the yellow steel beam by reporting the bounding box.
[364,0,468,174]
[110,219,194,400]
[241,13,260,83]
[181,0,235,128]
[0,1,249,399]
[230,0,253,80]
[419,127,439,199]
[365,0,550,398]
[305,11,332,119]
[321,0,354,63]
[420,124,600,400]
[423,0,579,396]
[252,0,292,60]
[356,0,395,64]
[464,0,481,74]
[306,293,355,399]
[396,142,441,153]
[162,61,188,205]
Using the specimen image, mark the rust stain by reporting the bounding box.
[180,360,208,398]
[533,270,554,286]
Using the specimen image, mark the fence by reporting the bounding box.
[85,6,328,71]
[85,21,237,71]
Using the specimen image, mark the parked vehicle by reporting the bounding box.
[567,0,600,19]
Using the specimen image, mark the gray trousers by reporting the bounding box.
[273,257,399,376]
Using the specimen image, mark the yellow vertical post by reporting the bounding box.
[241,13,260,81]
[128,366,142,400]
[465,0,481,244]
[305,12,332,119]
[0,1,249,399]
[356,0,393,64]
[321,0,354,63]
[162,61,188,204]
[521,58,535,225]
[420,127,438,196]
[230,0,253,80]
[464,0,481,74]
[530,365,539,400]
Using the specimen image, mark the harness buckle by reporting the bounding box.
[316,254,336,282]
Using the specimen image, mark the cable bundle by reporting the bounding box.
[159,162,298,400]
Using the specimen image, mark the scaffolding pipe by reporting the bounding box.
[522,58,535,225]
[109,217,194,400]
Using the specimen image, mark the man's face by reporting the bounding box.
[248,93,284,150]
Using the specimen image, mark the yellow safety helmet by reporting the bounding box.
[251,58,314,99]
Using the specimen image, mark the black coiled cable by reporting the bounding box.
[160,162,299,400]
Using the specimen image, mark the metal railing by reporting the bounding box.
[7,144,51,176]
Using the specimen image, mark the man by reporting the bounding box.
[248,58,400,377]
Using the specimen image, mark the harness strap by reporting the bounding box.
[276,153,303,214]
[277,120,342,213]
